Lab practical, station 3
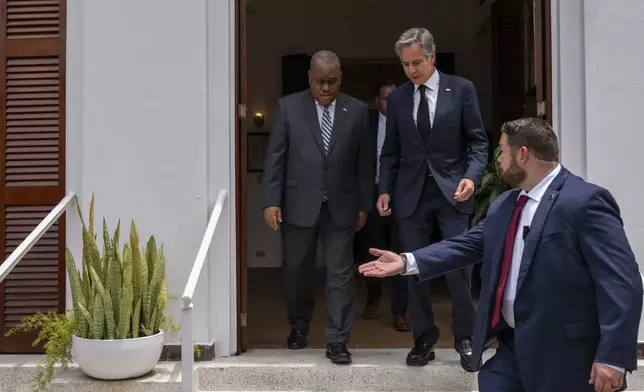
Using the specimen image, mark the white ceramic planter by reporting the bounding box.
[72,330,164,380]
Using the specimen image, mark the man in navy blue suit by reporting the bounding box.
[361,117,643,391]
[377,27,488,366]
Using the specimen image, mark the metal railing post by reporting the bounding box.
[180,189,228,392]
[181,303,197,392]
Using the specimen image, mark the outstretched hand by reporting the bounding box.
[358,248,405,277]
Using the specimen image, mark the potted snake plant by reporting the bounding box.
[6,195,179,391]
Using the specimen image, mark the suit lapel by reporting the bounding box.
[433,72,452,131]
[326,95,347,156]
[486,190,522,290]
[515,168,570,294]
[471,190,519,363]
[303,93,326,157]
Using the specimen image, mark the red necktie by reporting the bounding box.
[491,194,529,327]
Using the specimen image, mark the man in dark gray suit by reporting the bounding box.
[377,28,488,367]
[261,50,374,364]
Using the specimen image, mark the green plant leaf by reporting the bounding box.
[89,265,116,339]
[146,244,165,332]
[91,291,104,339]
[132,298,141,338]
[130,221,145,331]
[65,249,87,337]
[118,245,133,339]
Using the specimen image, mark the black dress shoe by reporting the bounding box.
[406,342,435,366]
[463,336,498,372]
[287,330,307,350]
[455,338,475,372]
[325,342,352,364]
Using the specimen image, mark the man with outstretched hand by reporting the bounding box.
[361,118,642,391]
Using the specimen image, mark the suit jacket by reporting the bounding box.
[379,72,488,218]
[410,167,642,390]
[261,90,375,228]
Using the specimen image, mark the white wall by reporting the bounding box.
[554,0,644,340]
[66,0,237,356]
[245,0,493,268]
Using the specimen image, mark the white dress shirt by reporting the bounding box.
[314,99,336,127]
[413,70,439,128]
[501,164,561,327]
[402,163,623,373]
[376,112,386,184]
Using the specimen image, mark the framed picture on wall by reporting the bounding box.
[247,132,270,173]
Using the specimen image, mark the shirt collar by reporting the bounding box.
[519,164,562,202]
[315,98,336,110]
[415,69,440,92]
[378,112,386,122]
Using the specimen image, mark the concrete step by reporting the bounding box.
[200,349,644,392]
[0,356,182,392]
[201,348,480,391]
[3,350,644,391]
[200,349,479,391]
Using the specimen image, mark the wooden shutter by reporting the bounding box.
[0,0,66,353]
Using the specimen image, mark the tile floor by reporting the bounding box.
[247,267,482,349]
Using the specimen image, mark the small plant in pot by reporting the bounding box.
[5,195,179,392]
[471,147,510,226]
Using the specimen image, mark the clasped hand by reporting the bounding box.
[590,362,623,392]
[358,248,405,277]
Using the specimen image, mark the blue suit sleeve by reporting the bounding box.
[460,81,488,185]
[411,221,485,281]
[579,188,643,372]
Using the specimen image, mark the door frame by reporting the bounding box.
[233,0,553,354]
[235,0,248,354]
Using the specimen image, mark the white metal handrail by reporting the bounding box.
[0,191,77,283]
[181,189,228,392]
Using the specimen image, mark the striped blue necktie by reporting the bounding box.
[320,106,333,201]
[321,106,333,154]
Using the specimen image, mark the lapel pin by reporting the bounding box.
[445,88,451,92]
[342,107,347,112]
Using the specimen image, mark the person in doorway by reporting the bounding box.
[353,79,410,331]
[360,117,643,392]
[377,27,488,367]
[261,50,374,364]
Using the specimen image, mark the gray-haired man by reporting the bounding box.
[377,28,488,367]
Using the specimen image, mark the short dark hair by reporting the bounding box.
[501,117,559,163]
[374,78,396,96]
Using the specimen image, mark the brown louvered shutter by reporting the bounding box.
[0,0,66,353]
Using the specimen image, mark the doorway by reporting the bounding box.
[235,0,551,352]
